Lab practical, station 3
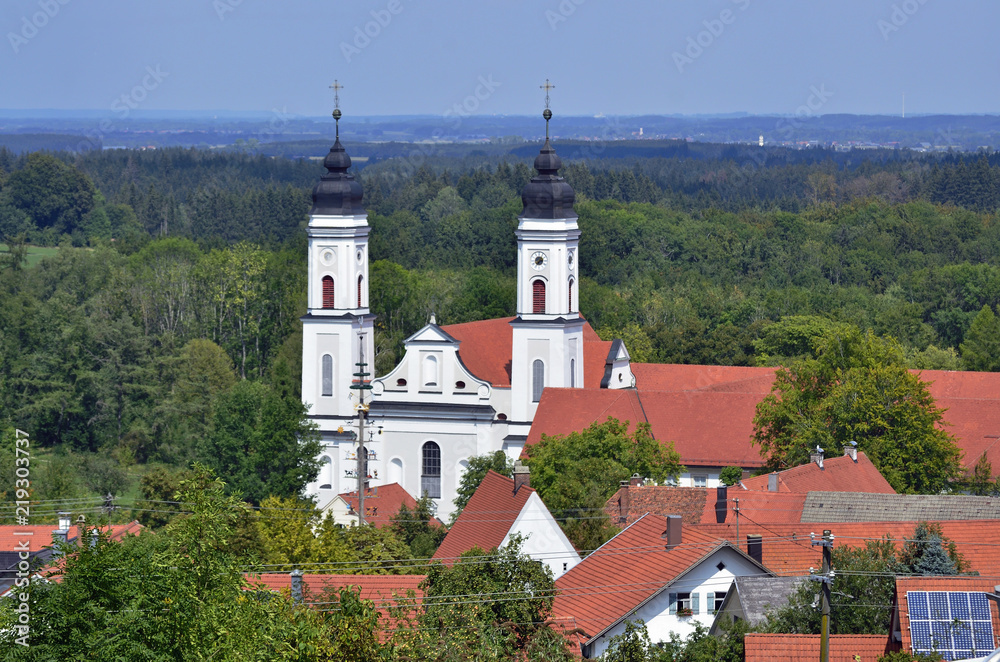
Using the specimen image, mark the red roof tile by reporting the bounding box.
[744,633,895,662]
[630,364,776,393]
[894,576,1000,656]
[441,317,515,387]
[604,485,808,529]
[552,515,735,642]
[336,483,437,529]
[442,318,609,389]
[691,520,1000,577]
[528,388,766,468]
[0,521,142,552]
[432,470,533,564]
[248,573,425,636]
[740,452,895,494]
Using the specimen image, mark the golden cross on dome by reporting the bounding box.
[330,80,343,111]
[540,79,555,109]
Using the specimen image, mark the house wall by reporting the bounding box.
[585,548,762,658]
[501,492,581,580]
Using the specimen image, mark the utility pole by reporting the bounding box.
[349,333,372,526]
[810,530,834,662]
[732,498,740,549]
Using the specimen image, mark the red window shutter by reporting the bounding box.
[532,280,546,314]
[357,275,363,308]
[322,276,335,309]
[568,279,573,312]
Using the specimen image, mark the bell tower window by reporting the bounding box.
[568,278,574,313]
[357,275,363,308]
[322,276,335,309]
[532,280,546,314]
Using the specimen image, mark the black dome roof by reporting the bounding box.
[310,138,365,216]
[520,138,576,220]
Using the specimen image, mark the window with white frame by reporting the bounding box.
[692,474,707,488]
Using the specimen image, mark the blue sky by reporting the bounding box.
[1,0,997,116]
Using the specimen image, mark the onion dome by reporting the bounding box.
[310,108,365,216]
[520,109,577,220]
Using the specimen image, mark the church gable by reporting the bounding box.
[373,320,491,401]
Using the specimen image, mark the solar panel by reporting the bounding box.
[907,591,996,662]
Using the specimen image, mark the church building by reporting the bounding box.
[301,101,633,521]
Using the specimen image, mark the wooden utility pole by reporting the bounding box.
[349,333,372,526]
[811,529,834,662]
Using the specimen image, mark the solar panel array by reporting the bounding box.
[907,591,995,661]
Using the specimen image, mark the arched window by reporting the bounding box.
[321,354,333,397]
[422,355,439,387]
[388,457,403,485]
[322,276,335,309]
[570,358,576,388]
[357,275,364,308]
[532,359,544,402]
[421,442,441,499]
[568,278,574,313]
[532,280,546,314]
[319,455,332,490]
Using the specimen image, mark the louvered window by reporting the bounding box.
[357,275,363,308]
[322,276,335,309]
[532,280,545,314]
[568,278,574,312]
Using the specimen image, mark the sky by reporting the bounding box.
[1,0,997,117]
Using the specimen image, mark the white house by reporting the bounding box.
[552,514,771,658]
[431,465,580,580]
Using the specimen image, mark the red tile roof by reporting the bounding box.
[530,362,1000,477]
[604,484,807,529]
[740,452,895,494]
[442,317,612,390]
[894,576,1000,656]
[744,633,895,662]
[336,483,436,529]
[248,573,426,636]
[691,520,1000,577]
[0,521,142,552]
[552,515,742,643]
[442,317,515,387]
[431,470,533,564]
[528,388,766,468]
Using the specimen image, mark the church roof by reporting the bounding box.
[530,363,1000,477]
[331,482,440,529]
[310,136,365,216]
[431,470,534,564]
[440,317,611,389]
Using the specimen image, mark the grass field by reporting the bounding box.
[0,243,60,267]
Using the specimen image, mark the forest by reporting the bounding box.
[2,142,1000,514]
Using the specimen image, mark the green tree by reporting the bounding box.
[452,450,514,521]
[752,327,963,493]
[960,304,1000,371]
[719,466,743,487]
[602,619,655,662]
[964,453,1000,496]
[392,495,447,559]
[199,380,320,504]
[526,418,683,551]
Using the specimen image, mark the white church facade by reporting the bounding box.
[302,108,635,521]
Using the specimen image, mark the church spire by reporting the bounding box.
[520,80,576,220]
[311,81,364,216]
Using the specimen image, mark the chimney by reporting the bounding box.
[844,441,858,462]
[664,515,682,550]
[513,461,530,494]
[747,534,763,564]
[630,473,643,487]
[715,486,728,523]
[617,480,631,524]
[58,512,71,531]
[810,446,825,469]
[76,515,87,548]
[767,472,779,492]
[290,569,304,605]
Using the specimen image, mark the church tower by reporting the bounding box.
[302,86,376,490]
[510,82,584,423]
